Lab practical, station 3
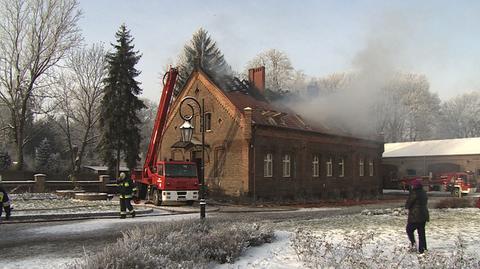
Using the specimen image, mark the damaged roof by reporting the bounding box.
[205,71,346,135]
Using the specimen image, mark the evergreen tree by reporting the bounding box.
[99,24,145,177]
[176,28,232,93]
[35,138,52,172]
[0,151,12,171]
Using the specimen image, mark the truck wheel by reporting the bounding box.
[186,200,194,206]
[153,189,162,206]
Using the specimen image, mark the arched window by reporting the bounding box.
[326,157,333,177]
[282,154,291,177]
[338,157,345,177]
[359,158,364,177]
[312,155,319,178]
[264,153,273,177]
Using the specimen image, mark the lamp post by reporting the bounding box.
[179,95,206,219]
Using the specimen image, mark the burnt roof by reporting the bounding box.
[199,69,362,138]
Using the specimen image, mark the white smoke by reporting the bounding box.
[287,12,413,138]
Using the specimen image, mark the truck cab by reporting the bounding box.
[430,172,474,197]
[134,161,199,205]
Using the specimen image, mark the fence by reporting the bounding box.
[1,174,117,194]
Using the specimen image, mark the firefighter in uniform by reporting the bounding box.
[0,185,12,221]
[117,172,137,219]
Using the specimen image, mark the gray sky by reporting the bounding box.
[79,0,480,102]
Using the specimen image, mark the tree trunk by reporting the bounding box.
[116,147,121,180]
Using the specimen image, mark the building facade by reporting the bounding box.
[159,68,384,200]
[383,138,480,187]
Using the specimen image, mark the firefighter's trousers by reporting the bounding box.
[119,198,134,218]
[0,202,11,220]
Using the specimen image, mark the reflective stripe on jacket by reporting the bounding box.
[117,178,137,199]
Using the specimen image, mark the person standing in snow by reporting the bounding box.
[0,185,12,221]
[405,178,429,254]
[116,172,137,219]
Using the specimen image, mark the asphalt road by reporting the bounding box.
[1,192,476,269]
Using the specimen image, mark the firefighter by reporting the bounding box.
[117,172,137,219]
[0,185,12,221]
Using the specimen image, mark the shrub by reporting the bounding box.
[435,198,474,209]
[71,218,274,269]
[291,229,479,269]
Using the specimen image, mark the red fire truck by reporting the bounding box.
[430,172,475,197]
[132,68,199,205]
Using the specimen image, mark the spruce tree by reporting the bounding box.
[176,28,232,93]
[35,138,52,172]
[99,24,145,177]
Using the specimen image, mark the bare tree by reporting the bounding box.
[439,92,480,139]
[54,43,106,174]
[0,0,82,169]
[247,49,294,93]
[375,73,440,142]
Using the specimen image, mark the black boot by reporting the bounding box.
[131,211,135,218]
[5,206,11,220]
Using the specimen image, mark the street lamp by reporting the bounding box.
[179,95,206,219]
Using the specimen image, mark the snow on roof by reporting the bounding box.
[383,137,480,158]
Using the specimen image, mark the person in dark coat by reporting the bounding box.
[117,172,137,219]
[405,178,429,254]
[0,185,12,221]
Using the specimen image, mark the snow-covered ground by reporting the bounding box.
[217,208,480,268]
[3,202,480,268]
[9,193,120,215]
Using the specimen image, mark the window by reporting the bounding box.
[359,158,364,177]
[407,169,416,176]
[204,112,212,131]
[326,157,333,177]
[312,155,319,178]
[369,160,374,176]
[338,157,345,177]
[264,153,273,177]
[282,154,291,177]
[214,147,225,177]
[165,164,197,177]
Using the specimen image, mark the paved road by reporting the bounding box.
[0,210,198,269]
[1,193,476,269]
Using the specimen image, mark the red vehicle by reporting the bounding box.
[398,176,430,191]
[132,68,199,205]
[430,172,474,197]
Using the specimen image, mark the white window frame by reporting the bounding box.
[312,155,319,178]
[338,157,345,177]
[282,154,291,177]
[264,153,273,177]
[326,157,333,177]
[369,160,374,176]
[359,158,364,177]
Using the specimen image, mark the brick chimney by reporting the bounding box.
[248,66,265,94]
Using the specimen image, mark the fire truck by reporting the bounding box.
[430,172,475,197]
[132,68,199,205]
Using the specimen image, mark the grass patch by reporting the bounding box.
[71,218,274,269]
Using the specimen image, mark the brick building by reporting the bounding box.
[160,67,384,200]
